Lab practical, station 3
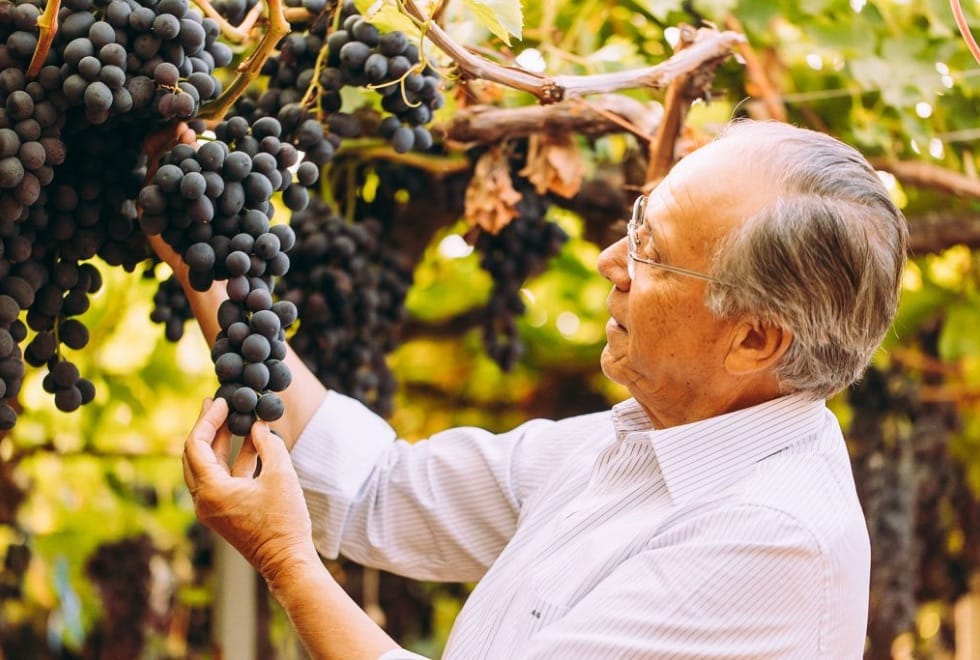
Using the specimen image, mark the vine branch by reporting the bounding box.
[399,0,744,103]
[906,210,980,253]
[724,14,787,122]
[198,0,291,120]
[645,25,704,186]
[192,0,263,42]
[870,157,980,199]
[444,95,663,143]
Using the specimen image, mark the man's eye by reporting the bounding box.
[640,236,656,260]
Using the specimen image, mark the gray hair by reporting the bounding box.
[705,120,909,399]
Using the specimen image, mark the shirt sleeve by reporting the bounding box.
[290,391,559,582]
[522,504,835,659]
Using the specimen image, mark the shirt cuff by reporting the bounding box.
[290,390,396,559]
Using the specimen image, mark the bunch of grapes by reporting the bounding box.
[232,9,344,169]
[239,0,443,157]
[212,0,260,25]
[475,182,567,370]
[320,1,443,153]
[278,201,413,417]
[138,114,316,434]
[0,0,448,433]
[0,0,232,429]
[846,367,921,649]
[0,66,66,226]
[148,267,194,342]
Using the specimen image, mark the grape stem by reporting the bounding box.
[26,0,61,79]
[192,0,264,42]
[398,0,744,104]
[283,7,316,23]
[299,32,334,113]
[199,0,292,120]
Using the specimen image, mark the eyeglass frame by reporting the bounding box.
[626,195,730,285]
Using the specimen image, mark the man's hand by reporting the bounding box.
[183,399,404,659]
[183,398,319,581]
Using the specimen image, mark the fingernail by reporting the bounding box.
[201,398,212,413]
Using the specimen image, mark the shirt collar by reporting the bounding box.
[611,394,827,505]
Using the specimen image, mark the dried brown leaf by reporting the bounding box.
[464,147,522,234]
[519,133,586,199]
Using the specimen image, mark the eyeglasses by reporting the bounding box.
[626,195,728,285]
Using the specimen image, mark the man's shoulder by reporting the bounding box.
[736,441,868,547]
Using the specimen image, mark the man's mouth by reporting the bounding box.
[606,317,626,333]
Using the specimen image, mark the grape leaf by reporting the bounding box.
[463,0,523,46]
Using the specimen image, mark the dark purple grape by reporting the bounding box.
[256,392,284,421]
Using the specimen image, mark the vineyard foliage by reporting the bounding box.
[0,0,979,657]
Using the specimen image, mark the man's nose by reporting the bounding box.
[597,238,630,291]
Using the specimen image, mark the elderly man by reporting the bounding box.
[178,120,908,659]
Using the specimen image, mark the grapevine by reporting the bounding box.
[474,179,567,371]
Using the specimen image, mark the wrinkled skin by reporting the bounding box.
[183,398,318,581]
[596,136,784,428]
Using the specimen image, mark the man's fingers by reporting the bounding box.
[231,437,259,478]
[212,415,234,467]
[184,398,231,485]
[250,421,289,469]
[182,451,195,491]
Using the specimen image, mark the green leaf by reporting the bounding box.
[463,0,523,45]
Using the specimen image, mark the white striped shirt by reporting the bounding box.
[291,391,870,659]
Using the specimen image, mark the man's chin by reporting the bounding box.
[599,348,624,385]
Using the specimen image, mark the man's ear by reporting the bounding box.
[724,318,793,376]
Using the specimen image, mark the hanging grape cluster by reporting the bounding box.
[138,113,316,435]
[278,200,413,417]
[475,182,568,370]
[321,1,443,153]
[233,7,343,174]
[0,0,232,428]
[0,541,30,601]
[148,269,194,342]
[0,0,524,436]
[233,0,443,161]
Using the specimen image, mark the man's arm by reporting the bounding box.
[292,392,565,582]
[183,397,405,660]
[149,234,326,447]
